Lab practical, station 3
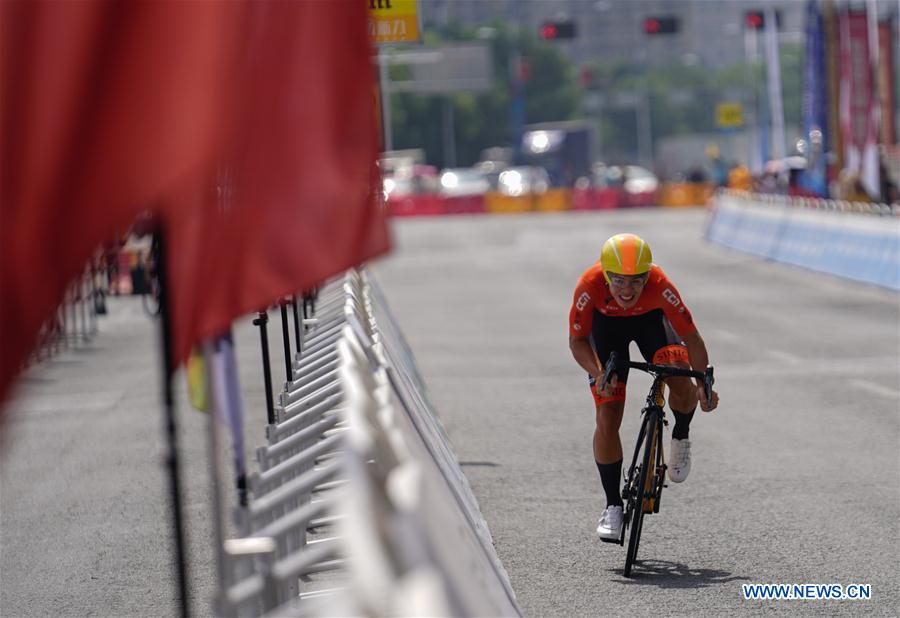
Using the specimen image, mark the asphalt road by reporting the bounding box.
[371,207,900,616]
[2,206,897,617]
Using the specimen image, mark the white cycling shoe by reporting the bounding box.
[668,438,692,483]
[596,505,624,540]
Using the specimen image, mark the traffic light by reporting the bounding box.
[744,9,782,30]
[643,16,680,35]
[539,20,577,40]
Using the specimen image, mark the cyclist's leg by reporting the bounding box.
[589,315,631,509]
[635,312,697,481]
[633,310,697,416]
[593,400,625,460]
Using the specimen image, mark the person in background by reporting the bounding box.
[727,164,753,192]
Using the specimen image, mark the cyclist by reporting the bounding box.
[568,233,719,541]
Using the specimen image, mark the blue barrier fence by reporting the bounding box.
[706,192,900,291]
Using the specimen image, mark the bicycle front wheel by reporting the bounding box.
[141,287,161,318]
[624,414,657,577]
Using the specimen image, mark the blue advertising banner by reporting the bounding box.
[800,0,828,196]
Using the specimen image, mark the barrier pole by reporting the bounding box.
[302,292,310,331]
[88,266,98,335]
[69,287,77,343]
[79,273,89,340]
[155,226,191,618]
[291,295,302,357]
[279,302,292,383]
[306,286,319,319]
[56,305,66,352]
[252,311,276,424]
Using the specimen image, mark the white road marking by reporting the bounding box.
[767,349,803,365]
[849,379,900,399]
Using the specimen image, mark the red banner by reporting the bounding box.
[839,8,880,197]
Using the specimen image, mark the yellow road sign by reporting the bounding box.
[369,0,420,45]
[716,102,743,128]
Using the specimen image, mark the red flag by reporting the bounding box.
[0,1,239,405]
[163,1,390,367]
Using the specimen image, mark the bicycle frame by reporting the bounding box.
[625,377,667,514]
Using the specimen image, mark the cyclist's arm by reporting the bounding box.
[682,330,709,381]
[569,335,602,378]
[569,276,601,377]
[682,330,718,411]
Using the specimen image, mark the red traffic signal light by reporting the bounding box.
[643,16,679,35]
[745,11,764,29]
[539,20,576,40]
[540,23,558,39]
[744,9,781,30]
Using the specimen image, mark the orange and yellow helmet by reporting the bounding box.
[600,233,653,280]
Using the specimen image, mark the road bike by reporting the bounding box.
[599,351,714,577]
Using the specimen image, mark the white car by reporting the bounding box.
[439,168,490,197]
[497,166,550,197]
[593,164,658,194]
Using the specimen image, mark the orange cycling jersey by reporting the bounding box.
[568,263,696,339]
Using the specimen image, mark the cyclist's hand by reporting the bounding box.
[597,373,618,398]
[697,384,719,412]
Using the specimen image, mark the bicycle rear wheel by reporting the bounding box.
[624,413,657,577]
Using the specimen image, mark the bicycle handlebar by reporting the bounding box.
[600,351,715,404]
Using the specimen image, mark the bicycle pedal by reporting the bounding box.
[599,537,619,545]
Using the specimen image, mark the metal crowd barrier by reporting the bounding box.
[717,188,899,216]
[707,190,900,291]
[215,269,520,617]
[27,261,103,368]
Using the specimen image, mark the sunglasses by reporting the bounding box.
[608,273,649,288]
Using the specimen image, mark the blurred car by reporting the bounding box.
[497,166,550,197]
[595,164,658,194]
[382,175,414,200]
[574,163,659,209]
[438,168,490,197]
[383,164,439,200]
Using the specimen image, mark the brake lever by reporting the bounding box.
[703,365,715,405]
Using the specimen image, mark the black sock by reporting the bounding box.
[671,407,696,440]
[596,459,623,508]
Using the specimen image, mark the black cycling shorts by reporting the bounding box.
[589,309,687,405]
